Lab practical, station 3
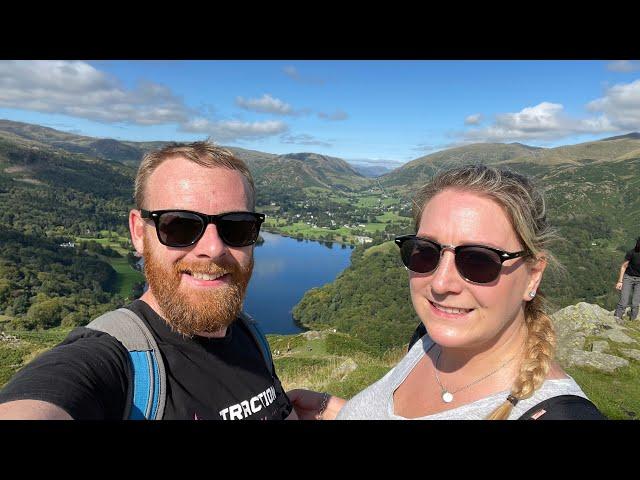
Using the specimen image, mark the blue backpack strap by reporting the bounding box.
[239,311,274,376]
[86,308,166,420]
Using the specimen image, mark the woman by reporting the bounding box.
[288,164,604,420]
[614,237,640,323]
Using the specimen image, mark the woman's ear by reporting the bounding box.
[524,256,547,302]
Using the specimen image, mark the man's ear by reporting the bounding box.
[129,209,146,255]
[524,256,547,302]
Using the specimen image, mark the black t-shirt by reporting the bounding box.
[625,250,640,277]
[0,300,292,420]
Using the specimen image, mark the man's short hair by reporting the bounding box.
[134,141,256,210]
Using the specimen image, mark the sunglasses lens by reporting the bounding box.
[456,247,502,283]
[217,213,262,247]
[400,238,441,273]
[157,211,204,247]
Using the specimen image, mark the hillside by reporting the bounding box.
[379,143,544,188]
[380,134,640,192]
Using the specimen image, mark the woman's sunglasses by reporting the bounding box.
[141,209,265,248]
[395,234,528,284]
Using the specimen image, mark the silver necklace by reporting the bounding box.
[433,346,518,403]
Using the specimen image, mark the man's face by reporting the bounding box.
[130,157,255,336]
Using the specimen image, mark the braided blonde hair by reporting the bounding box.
[412,164,561,420]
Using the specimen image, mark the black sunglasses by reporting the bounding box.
[141,209,265,248]
[395,234,528,284]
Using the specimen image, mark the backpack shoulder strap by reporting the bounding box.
[407,322,428,352]
[87,308,167,420]
[518,394,607,420]
[238,311,274,376]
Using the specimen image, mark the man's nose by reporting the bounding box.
[190,223,227,258]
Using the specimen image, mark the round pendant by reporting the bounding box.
[442,391,454,403]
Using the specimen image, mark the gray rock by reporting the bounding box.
[334,358,358,378]
[602,329,636,344]
[591,341,609,353]
[620,349,640,362]
[551,302,636,371]
[566,350,629,373]
[301,331,323,341]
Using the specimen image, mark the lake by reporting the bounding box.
[243,231,354,334]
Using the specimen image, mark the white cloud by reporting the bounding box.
[0,60,191,125]
[464,113,482,125]
[180,118,288,142]
[283,65,300,81]
[586,79,640,131]
[280,133,332,147]
[458,101,621,143]
[282,65,325,85]
[607,61,640,73]
[236,93,295,115]
[318,109,348,121]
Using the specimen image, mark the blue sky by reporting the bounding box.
[1,60,639,168]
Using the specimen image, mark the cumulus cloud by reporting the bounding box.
[180,118,288,142]
[464,113,482,125]
[586,79,640,131]
[235,93,295,115]
[458,101,621,143]
[607,60,640,73]
[0,60,192,125]
[318,109,348,121]
[280,133,332,147]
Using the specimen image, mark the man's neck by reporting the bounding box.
[138,291,228,338]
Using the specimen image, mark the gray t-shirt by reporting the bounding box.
[336,335,588,420]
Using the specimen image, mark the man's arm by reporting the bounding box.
[0,328,131,420]
[616,260,630,290]
[0,399,73,420]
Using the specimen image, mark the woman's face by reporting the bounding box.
[410,188,545,351]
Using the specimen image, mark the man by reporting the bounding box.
[0,141,293,420]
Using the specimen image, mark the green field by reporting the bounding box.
[108,257,144,299]
[75,232,143,299]
[375,211,409,223]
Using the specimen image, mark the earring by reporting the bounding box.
[528,291,536,298]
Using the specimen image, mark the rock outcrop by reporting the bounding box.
[551,302,639,373]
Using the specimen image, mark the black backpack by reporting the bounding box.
[407,323,607,420]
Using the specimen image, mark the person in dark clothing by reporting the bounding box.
[614,237,640,323]
[0,141,293,420]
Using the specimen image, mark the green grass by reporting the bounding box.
[106,256,145,299]
[375,211,406,223]
[355,196,385,208]
[362,222,387,233]
[562,323,640,419]
[0,326,74,388]
[324,363,392,399]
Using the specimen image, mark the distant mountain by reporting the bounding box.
[0,119,161,165]
[379,135,640,190]
[597,132,640,141]
[350,164,396,177]
[380,143,544,188]
[0,119,368,205]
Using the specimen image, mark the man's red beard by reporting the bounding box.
[142,236,253,337]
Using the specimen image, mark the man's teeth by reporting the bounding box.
[190,272,224,281]
[433,302,471,314]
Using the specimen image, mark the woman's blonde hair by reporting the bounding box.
[412,164,561,420]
